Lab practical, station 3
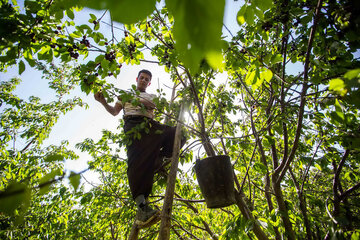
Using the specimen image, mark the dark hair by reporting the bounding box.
[138,69,152,79]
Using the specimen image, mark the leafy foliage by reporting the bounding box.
[0,63,86,236]
[1,0,360,239]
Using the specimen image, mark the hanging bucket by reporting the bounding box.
[194,155,235,208]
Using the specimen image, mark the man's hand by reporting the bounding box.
[139,97,156,110]
[94,91,123,116]
[94,91,106,104]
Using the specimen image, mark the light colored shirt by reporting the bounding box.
[119,92,156,119]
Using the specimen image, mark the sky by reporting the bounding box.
[0,0,245,189]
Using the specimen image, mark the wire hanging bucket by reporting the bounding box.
[194,155,236,208]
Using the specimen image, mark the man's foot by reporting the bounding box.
[135,204,160,228]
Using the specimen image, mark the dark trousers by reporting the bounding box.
[124,116,185,200]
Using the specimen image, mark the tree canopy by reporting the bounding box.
[1,0,360,239]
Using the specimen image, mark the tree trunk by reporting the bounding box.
[234,190,269,240]
[157,103,185,240]
[128,223,139,240]
[289,168,312,240]
[272,176,296,240]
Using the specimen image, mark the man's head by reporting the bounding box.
[136,69,152,92]
[137,69,152,79]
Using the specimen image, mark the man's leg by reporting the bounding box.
[127,135,160,199]
[153,124,187,174]
[134,194,160,226]
[124,119,163,224]
[159,125,186,158]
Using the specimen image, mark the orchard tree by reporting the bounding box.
[1,0,360,239]
[0,63,86,238]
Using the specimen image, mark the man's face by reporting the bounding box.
[136,72,151,92]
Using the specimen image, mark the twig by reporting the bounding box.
[300,139,323,194]
[239,142,257,193]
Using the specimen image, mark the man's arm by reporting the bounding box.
[94,91,123,116]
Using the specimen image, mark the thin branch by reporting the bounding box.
[185,70,215,156]
[172,227,186,240]
[300,140,323,194]
[333,149,350,199]
[239,143,257,193]
[109,13,116,44]
[139,59,160,64]
[174,193,217,240]
[172,223,201,240]
[340,182,360,201]
[201,71,214,108]
[20,137,37,153]
[235,72,258,105]
[250,181,274,195]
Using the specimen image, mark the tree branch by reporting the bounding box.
[185,70,215,157]
[275,0,324,183]
[333,149,350,199]
[340,182,360,201]
[175,193,218,240]
[332,149,350,218]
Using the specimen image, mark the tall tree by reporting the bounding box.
[1,0,359,239]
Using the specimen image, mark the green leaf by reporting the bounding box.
[25,57,36,67]
[84,0,157,24]
[271,54,283,65]
[253,7,264,20]
[44,153,65,162]
[206,51,224,71]
[70,31,82,38]
[329,78,347,96]
[264,135,275,145]
[351,232,360,240]
[55,10,64,20]
[263,54,272,65]
[18,60,25,75]
[95,54,105,63]
[39,169,62,195]
[94,22,100,31]
[69,172,81,191]
[93,33,99,43]
[89,13,97,21]
[166,0,225,72]
[344,68,360,80]
[80,192,93,205]
[245,68,257,85]
[253,0,273,12]
[330,111,345,125]
[334,99,343,113]
[260,68,273,83]
[66,9,75,20]
[244,5,255,25]
[245,67,260,88]
[101,58,109,70]
[237,5,247,25]
[0,182,30,216]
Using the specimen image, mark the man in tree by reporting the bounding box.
[94,69,185,227]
